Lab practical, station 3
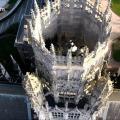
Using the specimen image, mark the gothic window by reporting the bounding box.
[70,97,74,101]
[68,113,74,118]
[52,112,57,118]
[68,113,80,119]
[74,0,79,2]
[59,96,64,101]
[52,112,63,118]
[74,113,80,118]
[65,97,69,101]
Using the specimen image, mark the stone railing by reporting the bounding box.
[56,55,83,65]
[48,107,91,120]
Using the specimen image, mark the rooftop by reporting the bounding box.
[0,84,26,95]
[0,84,31,120]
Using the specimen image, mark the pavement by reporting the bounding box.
[107,11,120,70]
[110,11,120,40]
[0,0,32,34]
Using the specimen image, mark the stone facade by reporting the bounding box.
[22,0,113,120]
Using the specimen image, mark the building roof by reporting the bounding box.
[0,84,31,120]
[0,84,26,95]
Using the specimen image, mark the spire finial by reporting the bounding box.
[34,0,39,15]
[67,49,72,67]
[65,101,68,111]
[50,44,56,65]
[50,44,55,55]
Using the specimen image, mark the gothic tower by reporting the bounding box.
[22,0,113,119]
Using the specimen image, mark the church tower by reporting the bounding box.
[22,0,113,119]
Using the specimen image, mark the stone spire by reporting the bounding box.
[108,0,111,6]
[85,46,89,57]
[23,73,44,108]
[31,1,45,48]
[53,84,59,102]
[67,49,72,82]
[65,102,68,111]
[46,0,51,18]
[30,9,35,28]
[50,44,55,55]
[31,9,35,20]
[64,102,68,120]
[33,0,40,15]
[45,101,49,112]
[29,20,33,32]
[57,0,61,9]
[67,49,72,67]
[29,10,45,48]
[50,44,56,65]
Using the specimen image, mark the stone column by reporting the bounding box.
[67,49,72,67]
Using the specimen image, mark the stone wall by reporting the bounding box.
[40,0,111,51]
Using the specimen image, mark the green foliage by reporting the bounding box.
[8,0,17,4]
[7,0,18,10]
[111,0,120,16]
[112,38,120,62]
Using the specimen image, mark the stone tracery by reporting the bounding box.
[23,0,113,119]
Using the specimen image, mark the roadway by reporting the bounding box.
[0,0,33,34]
